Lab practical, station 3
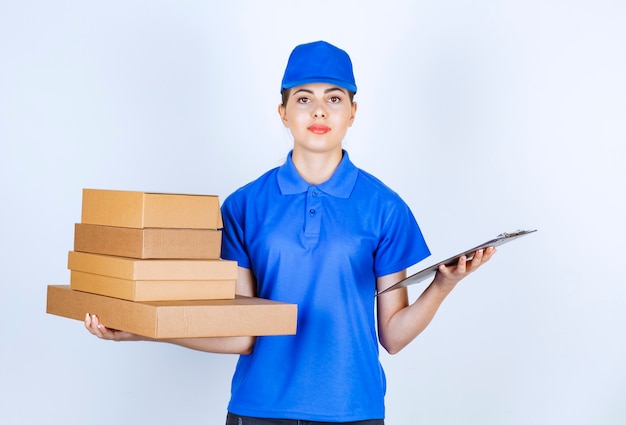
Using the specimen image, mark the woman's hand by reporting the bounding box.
[84,313,149,342]
[433,246,497,290]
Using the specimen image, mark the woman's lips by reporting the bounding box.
[308,125,331,134]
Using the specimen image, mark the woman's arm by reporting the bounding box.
[84,267,258,355]
[376,247,496,354]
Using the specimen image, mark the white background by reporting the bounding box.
[1,1,625,424]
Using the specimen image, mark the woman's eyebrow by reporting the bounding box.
[324,87,347,94]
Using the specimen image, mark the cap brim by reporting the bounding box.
[281,77,357,93]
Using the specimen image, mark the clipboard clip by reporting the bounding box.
[500,229,528,238]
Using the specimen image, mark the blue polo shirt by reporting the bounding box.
[221,150,430,421]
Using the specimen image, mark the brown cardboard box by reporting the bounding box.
[81,188,223,229]
[74,223,222,259]
[46,285,297,338]
[68,251,238,281]
[70,270,235,301]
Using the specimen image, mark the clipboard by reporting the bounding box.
[376,229,537,296]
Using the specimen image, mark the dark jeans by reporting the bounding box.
[226,412,384,425]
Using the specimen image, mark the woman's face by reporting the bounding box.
[278,83,357,155]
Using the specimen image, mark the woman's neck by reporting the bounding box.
[291,148,343,185]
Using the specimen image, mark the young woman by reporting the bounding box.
[85,40,495,424]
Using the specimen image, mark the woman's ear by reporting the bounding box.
[349,101,358,127]
[278,104,289,127]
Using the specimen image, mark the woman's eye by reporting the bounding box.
[297,97,310,104]
[329,96,341,103]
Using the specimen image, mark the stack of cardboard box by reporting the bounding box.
[46,189,297,339]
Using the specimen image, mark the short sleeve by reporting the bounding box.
[220,193,252,269]
[373,198,430,278]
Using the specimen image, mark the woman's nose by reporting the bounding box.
[313,103,327,118]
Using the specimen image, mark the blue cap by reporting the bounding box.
[281,41,357,93]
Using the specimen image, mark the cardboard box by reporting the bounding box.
[81,188,223,229]
[68,251,238,281]
[74,223,222,259]
[46,285,298,338]
[70,270,235,301]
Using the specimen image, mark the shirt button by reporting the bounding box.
[309,209,316,215]
[312,191,318,197]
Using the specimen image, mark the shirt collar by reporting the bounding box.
[277,150,358,198]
